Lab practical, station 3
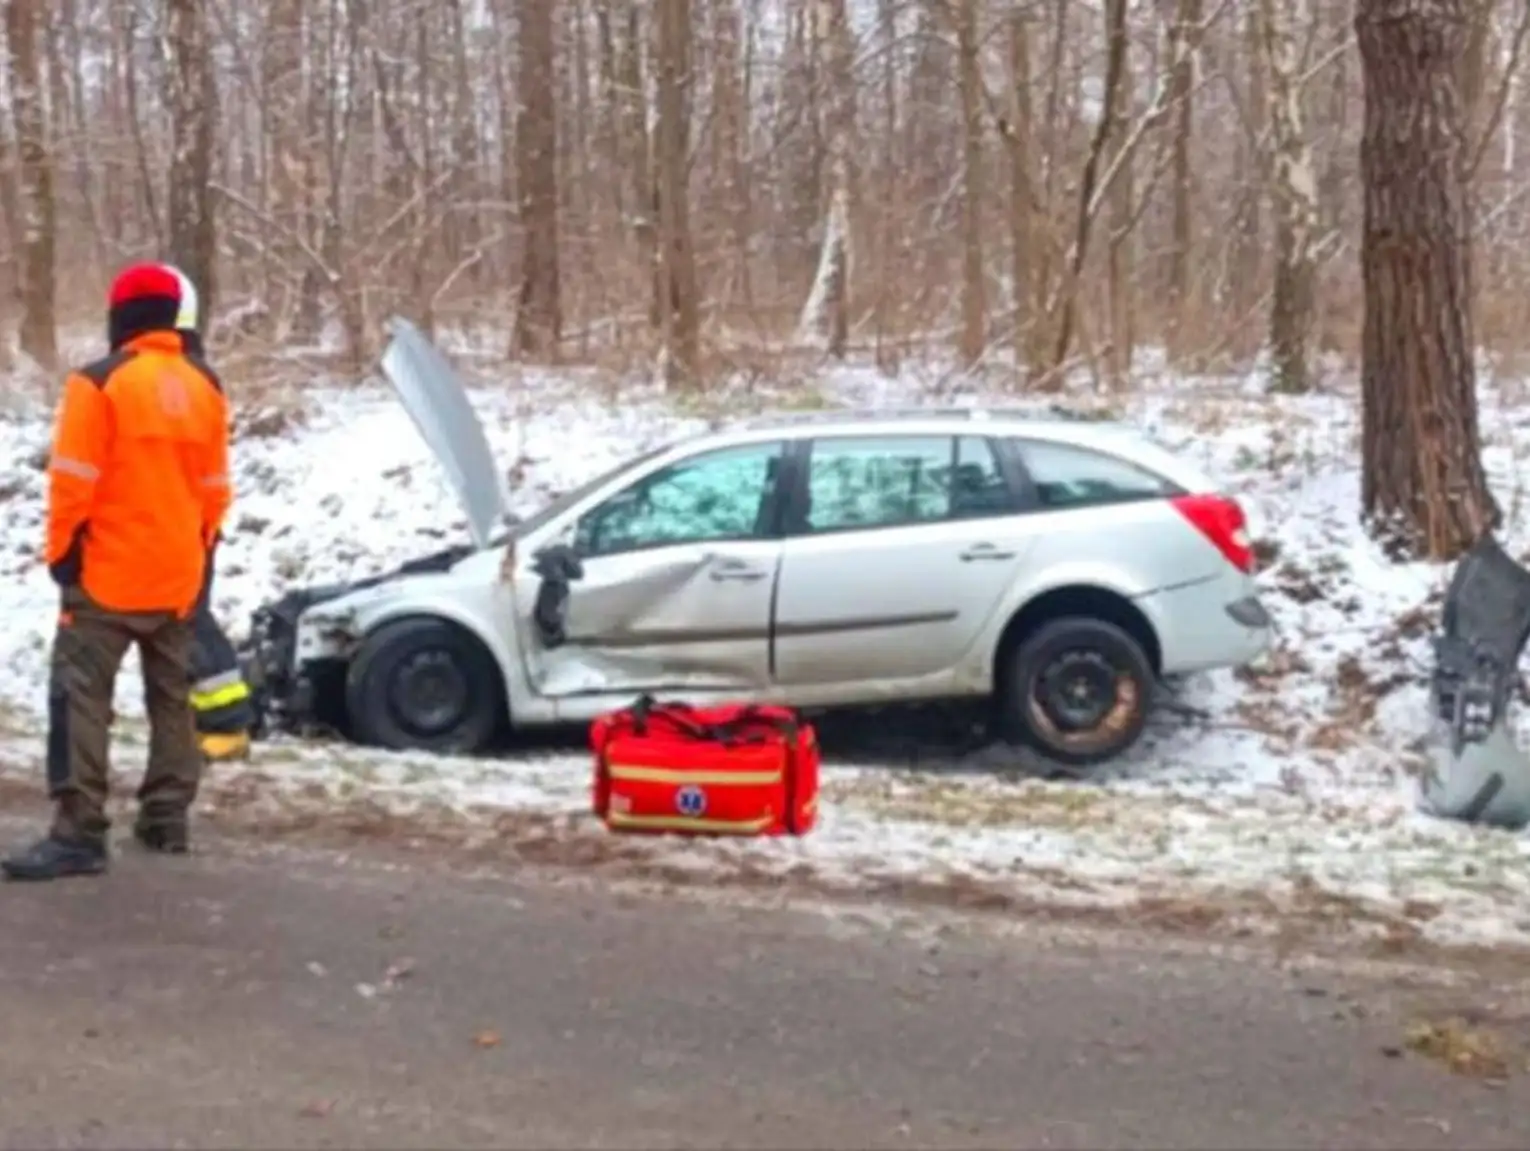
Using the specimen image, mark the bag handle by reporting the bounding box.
[627,695,798,745]
[628,695,709,740]
[705,704,799,743]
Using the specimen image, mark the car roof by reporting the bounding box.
[729,405,1125,435]
[677,405,1148,452]
[660,405,1217,495]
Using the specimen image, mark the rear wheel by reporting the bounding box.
[345,617,503,754]
[999,617,1153,768]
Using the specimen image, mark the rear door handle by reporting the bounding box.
[959,543,1016,562]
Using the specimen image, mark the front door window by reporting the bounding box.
[575,442,785,557]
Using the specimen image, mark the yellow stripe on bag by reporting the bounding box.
[606,811,776,834]
[606,763,782,786]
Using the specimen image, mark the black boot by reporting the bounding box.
[1,834,108,881]
[133,813,189,855]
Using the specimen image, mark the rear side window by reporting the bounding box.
[800,435,1017,533]
[804,436,952,532]
[1012,439,1180,509]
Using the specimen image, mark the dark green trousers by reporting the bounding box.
[46,588,201,842]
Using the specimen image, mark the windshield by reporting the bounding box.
[506,443,672,541]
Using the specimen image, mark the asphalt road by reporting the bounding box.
[2,808,1529,1150]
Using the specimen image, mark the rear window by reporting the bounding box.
[1012,439,1181,510]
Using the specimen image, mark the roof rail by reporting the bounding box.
[734,402,1116,430]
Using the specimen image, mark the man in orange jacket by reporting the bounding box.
[3,263,232,881]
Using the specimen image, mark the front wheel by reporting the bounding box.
[998,617,1154,768]
[345,617,503,754]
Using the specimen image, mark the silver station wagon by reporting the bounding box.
[240,320,1271,768]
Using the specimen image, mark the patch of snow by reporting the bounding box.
[0,351,1528,949]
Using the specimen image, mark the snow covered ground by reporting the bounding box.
[2,345,1530,949]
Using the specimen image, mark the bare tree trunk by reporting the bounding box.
[1229,3,1268,347]
[956,0,986,367]
[1461,0,1491,138]
[165,0,219,321]
[783,0,826,291]
[260,0,303,338]
[1047,0,1127,379]
[6,0,56,368]
[512,0,563,358]
[1316,11,1351,353]
[1259,0,1320,394]
[1357,0,1497,560]
[1003,8,1036,383]
[797,0,853,357]
[1165,0,1201,362]
[0,112,17,371]
[1105,18,1135,387]
[654,0,699,385]
[616,0,660,330]
[710,0,753,316]
[1033,0,1069,364]
[870,0,899,369]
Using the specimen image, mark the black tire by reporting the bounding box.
[344,617,503,754]
[999,616,1153,768]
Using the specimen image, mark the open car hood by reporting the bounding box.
[378,316,507,550]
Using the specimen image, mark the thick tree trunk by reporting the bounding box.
[512,0,563,358]
[1357,0,1498,560]
[6,0,56,369]
[165,0,218,325]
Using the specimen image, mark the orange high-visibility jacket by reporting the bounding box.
[44,330,231,616]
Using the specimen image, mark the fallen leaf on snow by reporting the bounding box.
[473,1029,502,1049]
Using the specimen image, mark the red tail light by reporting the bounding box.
[1171,494,1254,573]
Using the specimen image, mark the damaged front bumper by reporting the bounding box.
[238,542,480,739]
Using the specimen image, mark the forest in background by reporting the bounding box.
[0,0,1516,559]
[0,0,1523,390]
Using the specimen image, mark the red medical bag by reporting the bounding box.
[590,697,819,837]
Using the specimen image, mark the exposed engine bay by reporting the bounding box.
[239,542,477,737]
[239,536,596,738]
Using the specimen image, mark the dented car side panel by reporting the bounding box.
[510,542,780,698]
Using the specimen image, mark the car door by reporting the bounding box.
[518,440,787,697]
[771,434,1041,687]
